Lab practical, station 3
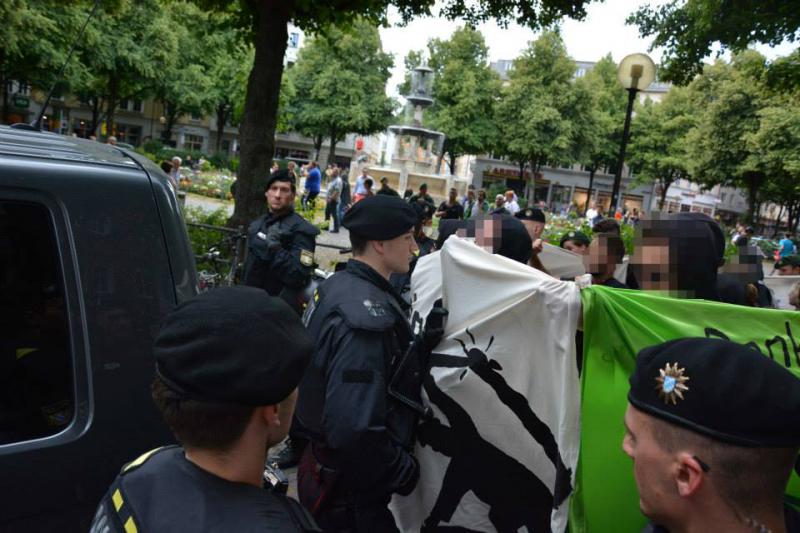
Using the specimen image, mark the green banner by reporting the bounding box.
[571,286,800,532]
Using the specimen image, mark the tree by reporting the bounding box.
[286,18,395,167]
[627,87,695,210]
[0,0,85,123]
[192,0,598,227]
[493,31,578,201]
[685,51,771,223]
[423,26,500,174]
[71,0,176,137]
[629,0,800,84]
[575,54,628,213]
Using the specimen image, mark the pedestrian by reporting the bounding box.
[169,156,182,187]
[242,169,320,315]
[403,188,413,201]
[560,231,591,255]
[302,162,322,210]
[409,183,435,210]
[775,255,800,276]
[106,136,117,146]
[339,173,351,220]
[435,187,465,220]
[515,207,548,273]
[475,189,491,217]
[294,195,446,532]
[461,183,476,207]
[354,168,370,198]
[491,194,508,215]
[585,202,600,225]
[90,287,319,532]
[779,233,796,259]
[585,232,628,288]
[504,190,520,215]
[324,168,343,233]
[623,337,800,533]
[287,160,300,182]
[376,176,399,197]
[592,217,621,235]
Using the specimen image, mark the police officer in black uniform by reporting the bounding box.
[294,195,442,532]
[624,338,800,533]
[243,169,320,315]
[90,287,320,532]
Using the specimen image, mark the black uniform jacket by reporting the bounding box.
[294,260,418,498]
[243,210,319,297]
[90,446,319,532]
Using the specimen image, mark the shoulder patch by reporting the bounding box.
[121,446,170,475]
[300,249,314,267]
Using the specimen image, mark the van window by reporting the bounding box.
[0,201,72,445]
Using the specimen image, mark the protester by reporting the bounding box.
[324,168,343,233]
[592,217,621,235]
[169,156,182,187]
[779,233,796,259]
[90,287,318,532]
[560,231,591,255]
[463,188,478,219]
[294,195,443,532]
[242,169,319,315]
[624,337,800,533]
[376,176,399,197]
[504,190,520,215]
[461,183,476,206]
[474,189,491,218]
[491,194,508,215]
[585,202,601,226]
[302,162,322,210]
[409,183,435,209]
[403,188,414,201]
[339,171,352,220]
[435,187,465,220]
[585,233,628,288]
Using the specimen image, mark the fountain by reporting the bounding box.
[366,65,466,201]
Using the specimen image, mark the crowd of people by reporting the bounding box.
[89,163,800,533]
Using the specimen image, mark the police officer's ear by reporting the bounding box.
[674,452,707,498]
[258,404,282,428]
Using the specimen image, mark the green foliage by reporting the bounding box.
[629,0,800,85]
[628,87,695,209]
[182,206,235,273]
[494,31,579,173]
[285,17,396,163]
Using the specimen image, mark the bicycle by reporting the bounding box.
[193,225,247,292]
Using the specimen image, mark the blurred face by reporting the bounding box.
[495,195,504,207]
[380,230,418,274]
[521,220,544,241]
[467,190,475,201]
[478,191,486,202]
[622,405,678,524]
[475,217,502,253]
[266,181,295,213]
[586,237,615,277]
[563,240,589,255]
[632,237,673,290]
[449,188,457,202]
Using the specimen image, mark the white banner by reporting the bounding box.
[392,237,581,533]
[764,275,800,310]
[538,242,585,279]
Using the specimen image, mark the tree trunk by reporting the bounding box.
[105,74,118,139]
[448,152,458,177]
[327,127,338,168]
[658,176,672,210]
[215,103,229,154]
[774,204,785,237]
[745,173,761,226]
[311,134,323,162]
[585,166,596,215]
[0,49,8,123]
[229,1,290,228]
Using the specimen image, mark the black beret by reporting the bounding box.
[266,169,296,191]
[776,255,800,268]
[628,337,800,447]
[343,195,417,240]
[515,207,546,223]
[496,215,533,264]
[560,230,591,248]
[154,287,312,406]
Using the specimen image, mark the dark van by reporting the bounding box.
[0,125,196,530]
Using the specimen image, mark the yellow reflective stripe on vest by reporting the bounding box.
[122,447,165,473]
[124,516,138,533]
[112,489,124,511]
[15,347,37,360]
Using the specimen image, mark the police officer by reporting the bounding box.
[294,195,438,532]
[243,169,320,314]
[624,337,800,533]
[90,287,320,532]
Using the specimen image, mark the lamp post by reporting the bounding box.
[610,53,656,214]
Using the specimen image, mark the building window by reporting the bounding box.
[131,100,143,113]
[289,32,300,48]
[190,112,202,122]
[184,134,204,152]
[17,81,30,95]
[116,124,142,147]
[118,100,129,110]
[0,201,73,445]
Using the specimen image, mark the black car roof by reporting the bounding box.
[0,124,141,169]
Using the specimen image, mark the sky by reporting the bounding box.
[378,0,797,97]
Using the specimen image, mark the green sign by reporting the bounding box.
[571,286,800,532]
[12,95,29,108]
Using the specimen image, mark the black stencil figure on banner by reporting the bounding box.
[418,329,572,532]
[418,374,553,533]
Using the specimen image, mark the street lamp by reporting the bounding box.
[610,53,656,214]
